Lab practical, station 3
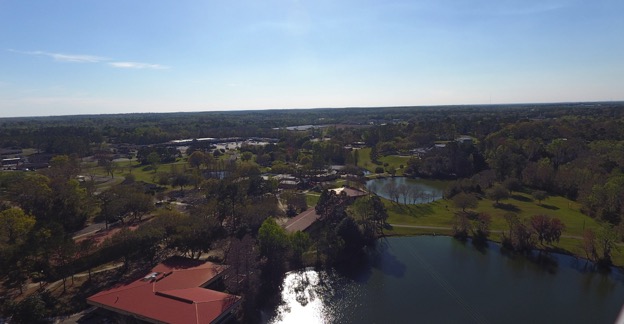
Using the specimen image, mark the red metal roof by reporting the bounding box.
[87,257,240,324]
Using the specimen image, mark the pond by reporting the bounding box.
[366,177,447,204]
[205,170,229,179]
[266,236,624,324]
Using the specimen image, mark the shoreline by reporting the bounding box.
[381,231,624,272]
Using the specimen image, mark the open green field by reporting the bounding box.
[383,191,623,266]
[379,155,411,175]
[305,192,320,207]
[358,147,411,176]
[83,158,189,191]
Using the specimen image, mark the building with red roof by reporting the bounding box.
[87,257,241,324]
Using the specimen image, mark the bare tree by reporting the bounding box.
[398,184,413,205]
[410,189,423,204]
[384,182,400,203]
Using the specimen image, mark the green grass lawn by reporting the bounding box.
[358,147,374,171]
[378,155,411,176]
[114,160,159,183]
[358,147,411,176]
[84,159,191,193]
[306,192,320,207]
[383,191,623,266]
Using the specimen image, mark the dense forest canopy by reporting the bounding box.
[1,102,622,148]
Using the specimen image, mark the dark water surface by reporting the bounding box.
[267,236,624,324]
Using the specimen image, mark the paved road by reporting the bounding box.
[71,222,108,238]
[26,262,125,292]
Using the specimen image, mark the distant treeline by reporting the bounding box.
[1,102,622,151]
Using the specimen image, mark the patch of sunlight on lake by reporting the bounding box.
[268,270,331,324]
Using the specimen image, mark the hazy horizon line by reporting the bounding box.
[1,100,622,120]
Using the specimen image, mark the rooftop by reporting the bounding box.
[330,187,368,198]
[283,207,321,233]
[87,257,240,324]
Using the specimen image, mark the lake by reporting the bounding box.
[366,177,447,204]
[266,236,624,324]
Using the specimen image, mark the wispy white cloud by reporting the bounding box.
[8,49,170,70]
[108,61,169,70]
[8,49,107,63]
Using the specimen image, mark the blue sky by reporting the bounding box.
[1,0,623,117]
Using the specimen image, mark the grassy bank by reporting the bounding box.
[358,148,411,176]
[383,192,623,266]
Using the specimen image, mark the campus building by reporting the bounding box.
[87,257,241,324]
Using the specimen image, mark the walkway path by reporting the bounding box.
[25,262,125,292]
[389,223,585,240]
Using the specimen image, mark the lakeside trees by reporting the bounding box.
[583,224,620,267]
[530,214,565,246]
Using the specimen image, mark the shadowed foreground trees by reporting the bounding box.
[5,292,50,324]
[258,217,289,290]
[351,195,388,239]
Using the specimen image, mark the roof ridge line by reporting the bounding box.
[90,281,151,297]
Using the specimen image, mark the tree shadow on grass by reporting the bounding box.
[540,204,560,210]
[390,203,435,218]
[511,194,533,202]
[493,203,521,212]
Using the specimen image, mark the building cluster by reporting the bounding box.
[0,148,53,171]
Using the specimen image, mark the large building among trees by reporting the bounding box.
[87,257,241,324]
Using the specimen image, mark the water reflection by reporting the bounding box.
[268,270,331,324]
[267,269,366,324]
[268,237,624,324]
[364,239,406,279]
[365,177,446,204]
